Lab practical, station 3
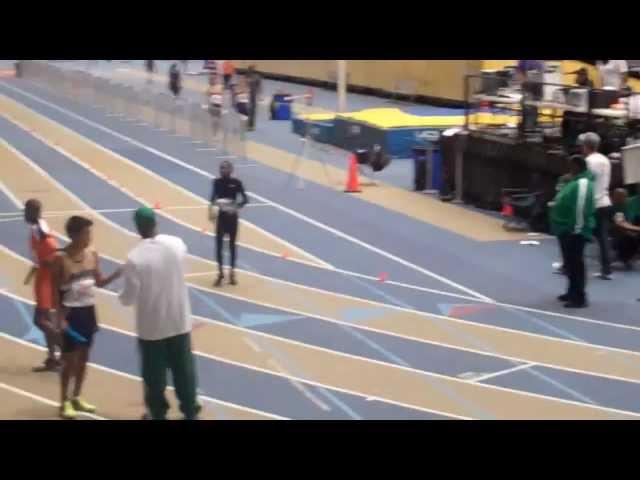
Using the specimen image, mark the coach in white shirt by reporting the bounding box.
[581,132,613,279]
[596,60,629,90]
[119,207,200,420]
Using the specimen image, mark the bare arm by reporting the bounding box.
[93,251,121,288]
[614,212,640,232]
[52,255,67,330]
[237,180,248,209]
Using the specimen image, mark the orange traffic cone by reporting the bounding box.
[344,154,362,193]
[500,198,514,217]
[153,201,162,210]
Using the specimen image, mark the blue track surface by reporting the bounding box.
[3,67,640,419]
[0,294,446,420]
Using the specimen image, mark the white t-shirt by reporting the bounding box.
[597,60,628,90]
[119,234,192,341]
[586,152,612,209]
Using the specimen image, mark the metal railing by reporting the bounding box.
[464,72,639,138]
[19,61,248,164]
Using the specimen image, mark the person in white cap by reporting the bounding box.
[596,60,628,90]
[580,132,613,279]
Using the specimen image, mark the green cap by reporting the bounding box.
[134,206,156,232]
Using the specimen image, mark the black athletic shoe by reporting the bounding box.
[557,294,570,302]
[214,274,224,287]
[32,358,60,373]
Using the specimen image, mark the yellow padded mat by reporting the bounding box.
[298,108,554,129]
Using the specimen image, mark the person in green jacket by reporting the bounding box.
[611,188,640,269]
[550,155,596,308]
[551,172,574,275]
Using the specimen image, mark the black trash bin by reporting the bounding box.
[354,148,369,165]
[412,146,428,191]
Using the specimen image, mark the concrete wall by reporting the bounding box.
[235,60,483,102]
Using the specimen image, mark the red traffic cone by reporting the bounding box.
[378,272,389,282]
[344,154,362,193]
[153,201,162,210]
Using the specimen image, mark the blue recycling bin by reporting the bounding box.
[271,93,292,121]
[412,146,442,192]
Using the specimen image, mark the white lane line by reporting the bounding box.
[1,164,639,394]
[204,264,640,360]
[0,314,286,420]
[1,217,635,419]
[3,86,636,388]
[3,179,639,399]
[267,358,331,411]
[0,241,465,420]
[196,148,218,151]
[471,363,538,383]
[0,203,271,217]
[0,114,331,272]
[0,179,25,209]
[0,381,106,420]
[0,81,488,298]
[1,94,333,271]
[243,337,263,353]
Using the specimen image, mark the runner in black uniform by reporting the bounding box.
[210,161,248,286]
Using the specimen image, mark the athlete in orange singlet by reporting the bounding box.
[24,199,61,372]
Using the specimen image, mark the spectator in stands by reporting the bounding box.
[204,60,217,76]
[246,65,262,131]
[596,60,629,90]
[206,74,224,138]
[516,60,545,82]
[168,63,182,99]
[516,61,544,135]
[611,188,640,269]
[145,60,155,84]
[570,67,593,89]
[580,132,613,280]
[550,155,595,309]
[222,60,235,90]
[233,77,250,118]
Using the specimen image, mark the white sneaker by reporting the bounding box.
[552,262,565,275]
[593,272,613,280]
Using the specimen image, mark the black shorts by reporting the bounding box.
[236,102,249,116]
[62,306,98,353]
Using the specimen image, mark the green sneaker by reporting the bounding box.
[72,397,96,413]
[60,400,77,420]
